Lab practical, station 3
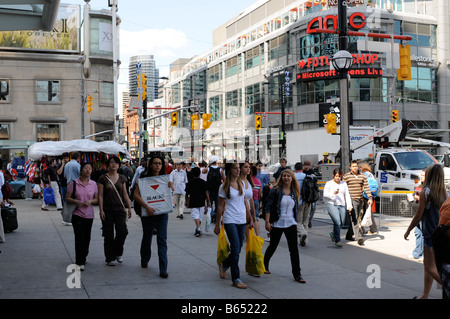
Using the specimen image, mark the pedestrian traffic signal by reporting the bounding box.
[397,45,411,81]
[86,94,93,114]
[325,113,337,134]
[171,112,178,126]
[392,109,399,123]
[255,115,261,130]
[191,113,200,130]
[202,113,213,129]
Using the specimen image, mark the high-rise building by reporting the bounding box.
[129,55,159,102]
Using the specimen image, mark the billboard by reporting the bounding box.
[0,4,80,52]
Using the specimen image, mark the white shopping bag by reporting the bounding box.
[361,206,373,227]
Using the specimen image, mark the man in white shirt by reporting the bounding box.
[170,160,188,219]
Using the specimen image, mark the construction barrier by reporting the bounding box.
[379,190,415,219]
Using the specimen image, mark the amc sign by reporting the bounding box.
[307,12,366,34]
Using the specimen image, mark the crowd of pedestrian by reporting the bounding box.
[9,151,448,296]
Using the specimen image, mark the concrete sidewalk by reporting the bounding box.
[0,199,442,299]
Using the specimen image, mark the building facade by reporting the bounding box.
[163,0,450,163]
[0,4,119,162]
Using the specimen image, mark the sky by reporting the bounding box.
[67,0,258,90]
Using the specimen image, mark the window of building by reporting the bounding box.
[172,83,181,104]
[399,66,437,103]
[297,80,339,106]
[0,124,9,140]
[0,80,10,102]
[183,78,192,101]
[36,124,60,141]
[225,56,241,78]
[269,34,288,61]
[226,89,241,119]
[208,64,222,83]
[36,80,60,103]
[245,45,264,70]
[245,83,262,115]
[193,71,206,96]
[209,95,223,121]
[100,82,114,105]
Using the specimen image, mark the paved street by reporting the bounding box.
[0,199,442,302]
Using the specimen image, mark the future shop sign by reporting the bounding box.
[297,12,383,81]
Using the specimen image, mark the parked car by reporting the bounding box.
[6,179,39,199]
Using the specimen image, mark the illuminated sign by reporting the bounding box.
[297,68,383,81]
[306,12,366,34]
[298,53,380,69]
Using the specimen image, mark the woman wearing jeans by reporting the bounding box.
[214,161,253,289]
[66,162,98,270]
[134,155,170,278]
[323,168,353,247]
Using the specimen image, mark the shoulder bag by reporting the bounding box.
[104,174,128,216]
[61,180,77,223]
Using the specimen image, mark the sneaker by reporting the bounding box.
[329,232,335,242]
[106,261,115,266]
[116,256,123,263]
[194,228,201,237]
[78,264,85,271]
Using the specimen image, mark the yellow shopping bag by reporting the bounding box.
[245,229,266,276]
[217,225,229,265]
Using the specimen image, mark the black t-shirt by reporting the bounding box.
[185,178,207,208]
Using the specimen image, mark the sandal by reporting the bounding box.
[232,281,248,289]
[335,242,342,247]
[329,232,335,242]
[264,270,271,274]
[294,276,306,284]
[218,264,227,279]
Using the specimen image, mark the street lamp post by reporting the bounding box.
[332,0,353,172]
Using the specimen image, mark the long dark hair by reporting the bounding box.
[222,161,242,199]
[142,155,165,177]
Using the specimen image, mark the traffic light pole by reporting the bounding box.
[143,96,148,155]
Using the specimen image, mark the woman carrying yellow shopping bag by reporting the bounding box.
[264,169,306,283]
[214,161,253,289]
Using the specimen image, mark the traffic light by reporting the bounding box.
[325,113,337,134]
[141,73,147,101]
[86,94,93,114]
[202,113,213,129]
[255,115,261,130]
[191,113,200,130]
[171,112,178,126]
[392,109,399,123]
[397,44,411,81]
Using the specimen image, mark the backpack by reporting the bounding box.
[301,174,319,204]
[363,172,379,199]
[206,167,222,194]
[1,181,13,199]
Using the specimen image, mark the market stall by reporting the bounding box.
[25,139,130,184]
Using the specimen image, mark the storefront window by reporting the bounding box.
[36,124,60,141]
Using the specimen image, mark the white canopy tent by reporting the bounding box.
[28,139,130,161]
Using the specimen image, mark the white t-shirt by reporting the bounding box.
[219,181,247,224]
[273,195,297,228]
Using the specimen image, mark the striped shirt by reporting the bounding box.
[343,172,372,201]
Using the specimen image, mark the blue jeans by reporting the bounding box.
[209,193,219,222]
[326,203,347,243]
[222,223,246,283]
[140,213,169,274]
